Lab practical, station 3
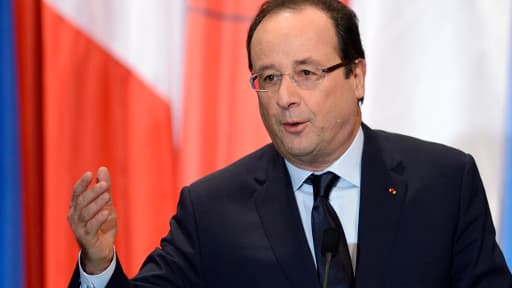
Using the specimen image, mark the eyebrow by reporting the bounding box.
[253,57,321,73]
[293,57,319,66]
[253,64,278,73]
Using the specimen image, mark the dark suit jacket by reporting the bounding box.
[70,124,512,287]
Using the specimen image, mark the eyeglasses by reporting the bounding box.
[250,60,353,93]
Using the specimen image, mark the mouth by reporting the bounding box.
[282,121,308,134]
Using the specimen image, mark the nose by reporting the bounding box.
[276,74,301,109]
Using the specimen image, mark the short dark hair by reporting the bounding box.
[246,0,365,79]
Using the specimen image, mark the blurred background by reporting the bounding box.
[1,0,511,287]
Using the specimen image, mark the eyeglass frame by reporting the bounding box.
[249,60,356,93]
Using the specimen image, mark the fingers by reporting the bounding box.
[71,171,93,205]
[69,182,111,233]
[78,188,111,224]
[74,181,109,214]
[83,205,111,237]
[71,167,111,214]
[68,167,116,246]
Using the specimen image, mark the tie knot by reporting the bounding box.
[306,172,340,201]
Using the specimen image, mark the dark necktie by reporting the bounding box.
[309,172,354,288]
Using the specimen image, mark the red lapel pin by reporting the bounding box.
[388,187,397,196]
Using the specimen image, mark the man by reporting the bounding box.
[68,0,512,287]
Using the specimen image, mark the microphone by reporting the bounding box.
[321,228,340,288]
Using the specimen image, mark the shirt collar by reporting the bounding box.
[285,126,364,191]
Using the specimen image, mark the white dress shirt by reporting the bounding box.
[79,127,364,287]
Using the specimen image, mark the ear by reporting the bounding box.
[352,59,366,101]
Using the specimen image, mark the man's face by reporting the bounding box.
[250,6,366,171]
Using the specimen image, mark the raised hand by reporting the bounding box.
[68,167,118,274]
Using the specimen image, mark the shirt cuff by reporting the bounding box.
[78,248,117,288]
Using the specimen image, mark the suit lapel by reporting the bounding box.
[355,125,408,286]
[254,145,320,288]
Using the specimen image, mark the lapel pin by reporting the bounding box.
[388,187,397,196]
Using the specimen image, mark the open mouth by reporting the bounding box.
[282,121,307,133]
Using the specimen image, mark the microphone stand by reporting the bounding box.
[321,228,341,288]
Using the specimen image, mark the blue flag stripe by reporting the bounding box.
[504,5,512,270]
[0,0,24,286]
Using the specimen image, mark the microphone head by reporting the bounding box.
[321,227,341,257]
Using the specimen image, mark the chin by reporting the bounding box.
[282,144,314,159]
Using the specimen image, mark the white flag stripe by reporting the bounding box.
[352,0,511,233]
